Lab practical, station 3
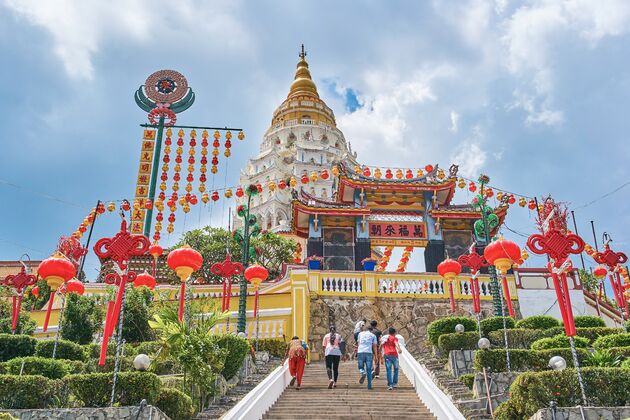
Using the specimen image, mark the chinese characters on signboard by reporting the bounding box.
[130,130,156,234]
[368,222,427,240]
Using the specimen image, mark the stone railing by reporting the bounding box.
[209,308,290,339]
[308,270,516,301]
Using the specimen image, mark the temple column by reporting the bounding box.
[424,192,444,272]
[355,215,370,271]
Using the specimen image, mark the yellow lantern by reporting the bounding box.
[289,176,297,187]
[332,166,339,176]
[416,169,424,177]
[268,181,276,191]
[238,131,245,140]
[225,188,233,198]
[107,202,116,212]
[437,169,446,180]
[182,204,190,214]
[395,169,403,179]
[310,171,318,182]
[518,197,526,207]
[201,193,209,204]
[496,191,504,201]
[374,168,382,178]
[457,178,465,189]
[224,149,231,158]
[354,165,360,174]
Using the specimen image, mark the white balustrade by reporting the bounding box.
[378,278,445,296]
[320,275,363,293]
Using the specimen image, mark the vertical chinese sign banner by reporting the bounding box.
[131,130,156,234]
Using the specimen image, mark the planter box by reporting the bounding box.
[307,260,322,270]
[363,261,376,271]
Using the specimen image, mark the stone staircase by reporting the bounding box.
[420,355,491,420]
[196,355,281,419]
[262,360,437,419]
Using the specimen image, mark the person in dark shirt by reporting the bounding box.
[370,320,382,378]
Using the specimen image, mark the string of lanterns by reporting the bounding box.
[376,246,394,271]
[396,246,414,272]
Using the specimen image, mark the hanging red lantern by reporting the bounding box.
[425,164,434,173]
[363,167,371,177]
[38,254,76,332]
[437,258,462,313]
[301,174,309,184]
[65,279,85,295]
[485,188,494,198]
[211,191,220,202]
[31,286,40,297]
[528,199,536,210]
[593,266,607,280]
[236,187,244,198]
[405,169,413,179]
[468,182,477,192]
[320,169,329,180]
[134,271,156,290]
[508,194,516,205]
[278,179,287,189]
[484,238,521,317]
[121,200,131,211]
[385,169,393,179]
[167,246,203,321]
[244,264,269,317]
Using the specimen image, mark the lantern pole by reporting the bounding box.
[51,290,67,360]
[143,116,165,237]
[570,211,586,270]
[78,201,101,279]
[478,175,502,316]
[237,193,253,333]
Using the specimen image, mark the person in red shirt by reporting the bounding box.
[381,327,402,390]
[284,336,308,390]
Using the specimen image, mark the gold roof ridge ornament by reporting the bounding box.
[288,44,319,99]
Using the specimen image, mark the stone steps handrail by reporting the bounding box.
[399,348,466,420]
[221,360,290,420]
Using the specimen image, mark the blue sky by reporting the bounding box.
[1,0,629,278]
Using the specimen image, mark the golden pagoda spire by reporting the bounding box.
[288,44,319,99]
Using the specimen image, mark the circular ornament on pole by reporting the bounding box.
[148,107,177,127]
[133,354,151,371]
[478,337,491,349]
[549,355,567,370]
[454,323,465,333]
[145,70,189,104]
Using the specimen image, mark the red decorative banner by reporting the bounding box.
[368,222,426,239]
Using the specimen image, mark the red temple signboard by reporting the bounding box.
[369,222,427,240]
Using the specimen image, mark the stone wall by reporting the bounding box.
[6,406,169,420]
[308,295,512,358]
[447,350,475,377]
[530,406,630,420]
[472,371,519,410]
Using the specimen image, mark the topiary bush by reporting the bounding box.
[488,328,555,349]
[593,333,630,349]
[0,374,60,409]
[573,327,621,344]
[0,297,37,335]
[127,341,161,357]
[530,335,588,350]
[83,343,116,359]
[35,339,86,361]
[572,315,606,328]
[4,356,69,379]
[156,387,195,420]
[480,316,515,337]
[251,338,285,357]
[210,335,249,380]
[60,293,104,344]
[495,367,630,420]
[427,317,477,345]
[0,334,36,361]
[437,332,479,354]
[83,356,134,373]
[474,348,590,372]
[515,315,559,330]
[459,373,475,390]
[0,413,17,420]
[65,371,162,407]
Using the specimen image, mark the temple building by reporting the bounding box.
[239,47,357,232]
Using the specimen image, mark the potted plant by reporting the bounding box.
[362,257,377,271]
[306,255,323,270]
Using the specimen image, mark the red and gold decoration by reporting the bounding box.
[244,264,269,317]
[62,279,85,296]
[211,255,244,312]
[396,246,414,272]
[2,264,37,333]
[437,258,462,313]
[37,254,76,332]
[484,238,521,317]
[131,129,156,234]
[458,246,489,315]
[376,246,394,272]
[167,245,203,321]
[133,271,156,290]
[592,242,629,318]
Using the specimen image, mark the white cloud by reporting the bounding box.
[451,125,487,177]
[2,0,251,80]
[449,111,460,132]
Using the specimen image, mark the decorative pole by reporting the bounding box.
[591,237,628,326]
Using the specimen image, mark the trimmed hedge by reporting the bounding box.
[0,413,17,420]
[127,341,162,356]
[65,371,162,407]
[474,348,590,372]
[572,315,606,328]
[427,317,477,345]
[0,374,60,409]
[35,339,86,361]
[150,359,182,375]
[495,367,630,420]
[4,357,69,379]
[459,373,475,390]
[593,333,630,349]
[83,343,116,359]
[156,387,195,420]
[211,335,249,380]
[0,334,36,362]
[250,338,285,357]
[571,327,621,344]
[515,315,559,330]
[530,335,589,350]
[480,316,515,337]
[83,356,134,373]
[488,328,555,349]
[437,332,479,354]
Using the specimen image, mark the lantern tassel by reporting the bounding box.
[253,288,259,318]
[11,296,18,333]
[43,291,55,332]
[615,272,629,318]
[448,282,456,313]
[226,280,233,312]
[178,282,186,321]
[109,276,128,337]
[99,301,114,366]
[501,274,515,318]
[222,280,228,312]
[12,294,24,333]
[551,272,570,332]
[560,273,577,336]
[471,276,481,314]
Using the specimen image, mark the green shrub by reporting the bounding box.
[610,346,630,361]
[60,293,104,344]
[459,373,475,390]
[488,328,555,349]
[121,287,155,343]
[437,332,479,354]
[156,387,195,420]
[530,335,588,350]
[584,349,622,367]
[65,371,161,407]
[66,360,85,374]
[36,339,86,361]
[495,367,630,420]
[210,335,249,380]
[0,413,17,420]
[0,298,37,335]
[0,374,60,409]
[515,315,559,330]
[83,356,134,373]
[621,358,630,369]
[427,317,477,345]
[572,316,606,328]
[480,316,515,337]
[474,348,590,372]
[573,327,622,344]
[127,341,162,357]
[83,343,116,359]
[593,333,630,349]
[4,356,69,379]
[250,338,285,357]
[0,334,36,361]
[150,359,182,375]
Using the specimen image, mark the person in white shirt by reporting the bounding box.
[352,319,366,360]
[356,326,377,390]
[322,325,343,388]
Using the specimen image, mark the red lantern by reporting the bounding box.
[485,188,494,198]
[134,271,156,290]
[65,279,85,295]
[301,174,309,184]
[256,183,263,193]
[320,169,329,180]
[484,238,520,317]
[236,187,244,197]
[508,194,516,205]
[385,169,393,179]
[121,200,131,211]
[593,266,607,280]
[425,164,434,173]
[211,191,220,202]
[244,264,269,317]
[189,195,198,205]
[278,179,287,189]
[144,200,153,210]
[405,169,413,179]
[363,167,371,177]
[38,254,76,332]
[528,199,536,210]
[437,258,462,313]
[468,182,477,192]
[149,244,163,259]
[167,245,203,321]
[31,286,40,297]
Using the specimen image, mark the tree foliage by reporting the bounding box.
[60,293,104,344]
[121,286,156,343]
[0,288,37,335]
